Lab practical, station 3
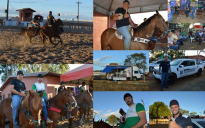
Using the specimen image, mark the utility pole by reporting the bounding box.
[76,1,82,28]
[6,0,9,20]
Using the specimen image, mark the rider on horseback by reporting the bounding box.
[31,17,40,27]
[73,83,80,96]
[47,11,62,34]
[32,74,53,123]
[79,82,86,93]
[10,71,26,128]
[113,0,137,50]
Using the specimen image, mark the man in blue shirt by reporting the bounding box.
[195,30,201,44]
[189,5,197,19]
[73,83,80,97]
[201,31,205,42]
[158,54,172,91]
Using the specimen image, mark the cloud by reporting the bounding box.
[107,109,112,112]
[94,110,102,115]
[101,55,112,61]
[100,110,121,119]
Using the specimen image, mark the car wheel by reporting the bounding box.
[196,69,202,77]
[149,66,154,72]
[168,74,177,85]
[133,77,137,81]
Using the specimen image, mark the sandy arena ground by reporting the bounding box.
[0,27,93,64]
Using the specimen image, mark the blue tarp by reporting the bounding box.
[102,66,130,73]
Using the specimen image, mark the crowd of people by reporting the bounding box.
[174,3,198,19]
[168,28,205,50]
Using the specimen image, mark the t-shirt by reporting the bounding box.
[170,113,193,128]
[58,86,63,93]
[172,34,178,40]
[10,79,26,96]
[79,86,86,93]
[168,36,174,46]
[175,6,180,11]
[123,103,145,128]
[160,61,171,73]
[32,82,47,98]
[47,14,54,25]
[73,86,80,96]
[199,32,203,36]
[115,8,130,28]
[195,32,199,36]
[201,34,205,38]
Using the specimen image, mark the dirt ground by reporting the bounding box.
[94,79,149,91]
[0,27,93,64]
[4,116,93,128]
[149,71,205,91]
[149,124,168,128]
[180,40,205,50]
[171,13,205,23]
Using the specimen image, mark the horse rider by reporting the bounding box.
[58,81,66,93]
[89,81,93,96]
[10,70,26,128]
[119,93,147,128]
[31,17,40,27]
[79,82,86,93]
[73,83,80,97]
[47,11,62,34]
[32,74,53,123]
[113,0,137,50]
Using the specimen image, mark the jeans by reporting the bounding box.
[12,95,21,125]
[117,25,131,50]
[161,72,169,90]
[42,97,48,120]
[190,12,196,19]
[185,10,189,17]
[176,11,179,17]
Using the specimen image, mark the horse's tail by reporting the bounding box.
[101,28,112,50]
[19,28,26,35]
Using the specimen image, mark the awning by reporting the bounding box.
[102,66,130,73]
[94,0,167,15]
[60,64,93,83]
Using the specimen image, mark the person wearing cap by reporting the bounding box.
[10,70,26,127]
[47,11,61,34]
[158,54,171,91]
[119,93,147,128]
[58,81,65,93]
[113,0,137,50]
[73,83,80,96]
[79,82,86,93]
[32,74,53,123]
[169,100,193,128]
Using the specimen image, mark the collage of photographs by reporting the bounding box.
[0,0,205,128]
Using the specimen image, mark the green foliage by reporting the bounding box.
[149,101,171,119]
[190,112,197,115]
[124,53,147,72]
[180,108,189,115]
[105,115,120,126]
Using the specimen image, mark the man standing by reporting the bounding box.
[158,54,171,91]
[58,81,66,93]
[10,71,26,127]
[119,93,147,128]
[113,0,136,50]
[169,100,193,128]
[79,82,86,93]
[32,74,53,123]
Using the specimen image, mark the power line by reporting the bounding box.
[10,0,52,3]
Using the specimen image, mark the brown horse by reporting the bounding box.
[40,19,64,46]
[19,26,41,43]
[0,91,44,128]
[60,92,93,128]
[41,88,76,128]
[93,120,112,128]
[101,10,168,50]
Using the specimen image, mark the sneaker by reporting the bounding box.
[46,118,53,123]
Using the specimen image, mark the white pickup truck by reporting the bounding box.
[149,59,171,72]
[153,59,204,85]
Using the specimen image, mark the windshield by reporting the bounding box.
[139,70,143,74]
[170,60,182,66]
[198,121,205,127]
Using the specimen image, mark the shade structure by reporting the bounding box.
[102,66,130,73]
[60,64,93,83]
[94,0,168,15]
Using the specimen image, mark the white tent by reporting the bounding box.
[94,0,168,15]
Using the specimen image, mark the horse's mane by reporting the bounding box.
[134,14,157,32]
[49,89,69,104]
[23,92,41,111]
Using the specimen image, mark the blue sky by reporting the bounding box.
[0,0,93,21]
[149,91,205,116]
[93,51,149,71]
[93,91,149,122]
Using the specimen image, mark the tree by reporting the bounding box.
[180,108,189,115]
[105,115,119,126]
[149,102,171,119]
[190,112,197,115]
[203,110,205,115]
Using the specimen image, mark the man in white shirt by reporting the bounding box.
[168,31,179,50]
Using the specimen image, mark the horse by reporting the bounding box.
[19,26,41,43]
[60,92,93,128]
[101,10,168,50]
[0,91,44,128]
[93,120,112,128]
[40,19,64,46]
[40,87,76,128]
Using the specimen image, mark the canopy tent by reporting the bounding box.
[94,0,168,15]
[102,66,130,73]
[60,64,93,84]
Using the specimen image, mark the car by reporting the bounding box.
[192,119,205,128]
[149,60,171,72]
[153,59,204,85]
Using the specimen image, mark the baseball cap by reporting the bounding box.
[17,70,24,75]
[170,99,179,107]
[60,81,65,85]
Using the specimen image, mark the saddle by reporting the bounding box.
[115,27,150,44]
